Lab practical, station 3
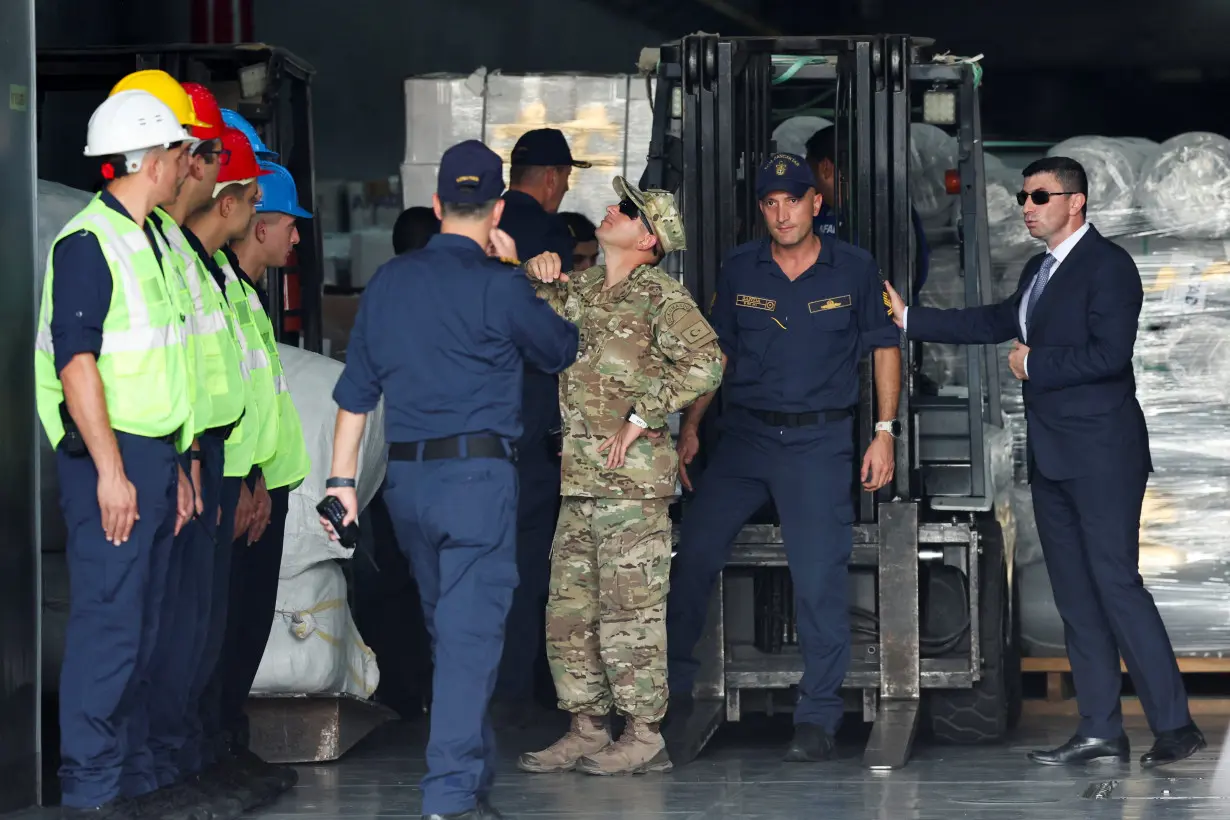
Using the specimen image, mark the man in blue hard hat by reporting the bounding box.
[214,159,312,778]
[323,139,579,820]
[220,109,278,162]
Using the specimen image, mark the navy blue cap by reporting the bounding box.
[510,128,592,169]
[755,152,817,199]
[437,140,506,204]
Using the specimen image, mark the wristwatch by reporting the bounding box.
[325,476,357,489]
[874,420,901,438]
[626,409,650,430]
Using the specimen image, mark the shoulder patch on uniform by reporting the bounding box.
[662,295,717,350]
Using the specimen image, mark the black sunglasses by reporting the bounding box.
[1016,190,1077,207]
[618,198,653,231]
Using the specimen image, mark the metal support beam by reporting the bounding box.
[864,501,920,769]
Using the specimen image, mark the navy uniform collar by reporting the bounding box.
[99,190,139,226]
[502,189,546,214]
[426,232,487,257]
[755,234,835,280]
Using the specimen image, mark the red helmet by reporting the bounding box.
[216,126,272,184]
[182,82,224,142]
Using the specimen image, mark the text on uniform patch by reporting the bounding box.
[736,294,777,311]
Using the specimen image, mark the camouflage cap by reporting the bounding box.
[613,175,687,254]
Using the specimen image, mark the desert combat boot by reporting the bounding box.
[517,714,611,773]
[575,718,673,775]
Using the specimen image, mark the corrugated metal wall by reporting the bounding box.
[0,0,40,811]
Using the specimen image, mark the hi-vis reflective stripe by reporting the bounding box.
[35,213,183,361]
[247,346,270,372]
[273,373,289,394]
[184,309,229,337]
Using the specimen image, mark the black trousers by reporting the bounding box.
[1032,466,1190,738]
[214,484,290,749]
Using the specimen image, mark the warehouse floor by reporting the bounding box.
[243,712,1229,819]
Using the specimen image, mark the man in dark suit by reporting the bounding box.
[884,156,1204,768]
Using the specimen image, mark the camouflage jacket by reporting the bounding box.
[535,263,723,498]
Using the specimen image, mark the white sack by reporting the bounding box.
[251,560,379,697]
[279,343,388,579]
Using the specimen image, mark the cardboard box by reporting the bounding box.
[401,71,658,225]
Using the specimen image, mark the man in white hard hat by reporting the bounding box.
[33,88,195,819]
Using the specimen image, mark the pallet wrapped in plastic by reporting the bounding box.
[401,70,655,227]
[1137,132,1230,239]
[251,560,380,697]
[1017,234,1230,656]
[280,343,388,579]
[909,123,958,233]
[1046,136,1158,237]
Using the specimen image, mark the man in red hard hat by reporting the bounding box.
[140,83,287,815]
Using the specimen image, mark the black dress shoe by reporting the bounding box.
[1141,722,1207,769]
[784,723,836,762]
[61,797,140,819]
[1027,733,1129,766]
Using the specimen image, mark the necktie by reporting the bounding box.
[1025,254,1057,332]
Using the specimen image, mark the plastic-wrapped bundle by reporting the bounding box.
[909,123,958,232]
[1018,238,1230,655]
[252,561,379,697]
[917,246,967,386]
[1136,132,1230,239]
[771,115,830,159]
[981,153,1040,262]
[1046,136,1158,237]
[281,343,388,579]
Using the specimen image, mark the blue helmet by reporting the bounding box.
[255,161,313,219]
[220,108,278,161]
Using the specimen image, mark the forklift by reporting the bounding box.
[640,34,1020,769]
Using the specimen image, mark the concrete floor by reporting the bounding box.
[243,712,1230,820]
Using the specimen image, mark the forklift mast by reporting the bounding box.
[643,34,1017,769]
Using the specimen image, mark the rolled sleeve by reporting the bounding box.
[50,232,113,375]
[858,259,901,350]
[331,283,383,413]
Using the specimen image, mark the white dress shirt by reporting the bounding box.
[903,222,1092,377]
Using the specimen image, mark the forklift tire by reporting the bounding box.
[927,520,1021,744]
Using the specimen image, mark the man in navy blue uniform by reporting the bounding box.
[666,153,902,763]
[805,126,930,301]
[323,140,579,820]
[886,156,1204,768]
[493,128,589,716]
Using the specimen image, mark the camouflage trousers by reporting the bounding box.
[545,497,672,722]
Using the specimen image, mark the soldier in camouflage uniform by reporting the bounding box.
[516,177,724,776]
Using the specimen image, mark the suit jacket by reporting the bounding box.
[908,225,1151,481]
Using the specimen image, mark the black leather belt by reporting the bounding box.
[203,412,243,442]
[389,435,516,462]
[740,406,853,428]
